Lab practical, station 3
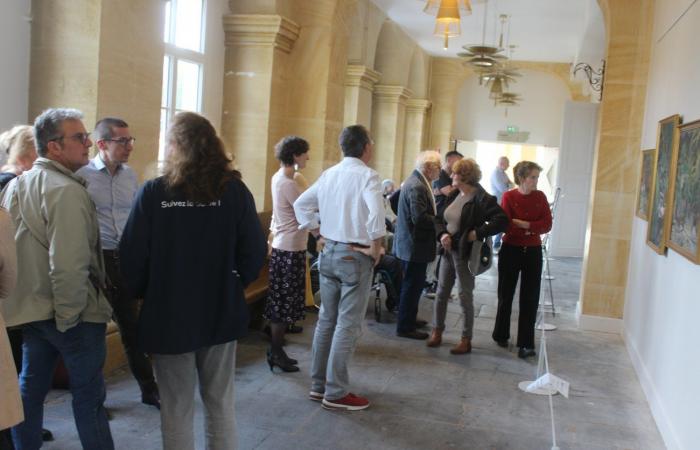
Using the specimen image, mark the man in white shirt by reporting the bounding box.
[294,125,385,411]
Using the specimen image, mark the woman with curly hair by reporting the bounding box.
[428,158,507,353]
[265,135,310,372]
[120,112,266,449]
[492,161,552,359]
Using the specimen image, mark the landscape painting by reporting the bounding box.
[636,149,655,220]
[668,119,700,264]
[647,114,680,254]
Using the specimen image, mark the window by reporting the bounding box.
[160,0,206,161]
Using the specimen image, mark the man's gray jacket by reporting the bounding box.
[392,169,437,263]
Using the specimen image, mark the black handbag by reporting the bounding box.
[468,236,493,276]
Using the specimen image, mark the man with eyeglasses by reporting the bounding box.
[0,108,114,449]
[76,118,160,410]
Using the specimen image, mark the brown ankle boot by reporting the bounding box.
[426,329,442,347]
[450,337,472,354]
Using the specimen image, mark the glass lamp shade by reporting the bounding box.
[423,0,472,16]
[434,19,460,49]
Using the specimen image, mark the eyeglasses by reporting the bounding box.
[106,137,136,147]
[50,133,91,146]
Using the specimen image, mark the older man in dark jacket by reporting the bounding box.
[393,150,442,339]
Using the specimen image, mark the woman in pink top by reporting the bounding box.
[265,136,310,372]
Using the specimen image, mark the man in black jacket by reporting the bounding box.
[392,150,442,339]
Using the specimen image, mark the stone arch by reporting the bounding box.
[407,47,430,98]
[374,20,415,86]
[346,0,385,68]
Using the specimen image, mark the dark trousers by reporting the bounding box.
[103,250,156,393]
[376,254,402,302]
[397,260,427,333]
[492,243,543,349]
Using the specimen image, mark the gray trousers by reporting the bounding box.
[152,341,238,450]
[433,249,475,338]
[311,241,374,400]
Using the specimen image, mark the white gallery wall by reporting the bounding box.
[624,1,700,449]
[452,69,570,147]
[0,0,31,131]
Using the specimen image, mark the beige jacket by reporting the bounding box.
[0,158,111,332]
[0,208,22,428]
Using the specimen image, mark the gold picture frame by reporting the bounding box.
[667,119,700,264]
[647,114,681,254]
[636,149,655,220]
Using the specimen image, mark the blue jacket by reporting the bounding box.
[119,176,266,354]
[392,170,437,263]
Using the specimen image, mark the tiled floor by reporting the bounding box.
[40,256,665,449]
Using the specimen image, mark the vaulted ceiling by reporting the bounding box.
[369,0,606,63]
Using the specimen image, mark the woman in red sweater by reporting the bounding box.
[492,161,552,358]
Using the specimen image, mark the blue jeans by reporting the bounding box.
[12,320,113,450]
[310,241,374,400]
[396,260,428,333]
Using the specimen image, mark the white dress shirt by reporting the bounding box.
[293,157,386,247]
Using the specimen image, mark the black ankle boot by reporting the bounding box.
[267,350,299,373]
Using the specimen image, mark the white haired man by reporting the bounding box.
[393,150,442,340]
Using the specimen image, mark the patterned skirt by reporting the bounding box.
[264,248,307,324]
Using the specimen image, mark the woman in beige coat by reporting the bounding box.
[0,206,21,434]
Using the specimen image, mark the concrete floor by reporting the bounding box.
[40,257,665,449]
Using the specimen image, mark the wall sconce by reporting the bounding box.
[573,60,606,101]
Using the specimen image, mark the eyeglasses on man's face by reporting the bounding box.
[50,132,91,146]
[106,137,136,147]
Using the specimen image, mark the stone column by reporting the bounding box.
[344,64,381,128]
[427,57,469,153]
[221,14,300,210]
[28,0,164,181]
[371,85,412,182]
[578,0,654,332]
[401,99,431,181]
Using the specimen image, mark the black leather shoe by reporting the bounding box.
[494,338,508,348]
[518,347,536,359]
[142,390,161,409]
[42,428,54,442]
[415,319,428,329]
[397,330,429,340]
[286,324,304,334]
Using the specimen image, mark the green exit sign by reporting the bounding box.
[506,125,519,133]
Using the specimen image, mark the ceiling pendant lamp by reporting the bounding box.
[434,0,462,50]
[422,0,472,15]
[488,77,503,99]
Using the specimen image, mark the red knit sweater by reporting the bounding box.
[501,189,552,247]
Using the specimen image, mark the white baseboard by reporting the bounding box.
[624,327,680,450]
[575,301,623,334]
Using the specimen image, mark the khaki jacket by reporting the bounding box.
[0,208,22,428]
[0,158,111,332]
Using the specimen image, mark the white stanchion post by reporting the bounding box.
[536,244,557,331]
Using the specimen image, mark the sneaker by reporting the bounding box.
[309,391,324,402]
[322,393,370,411]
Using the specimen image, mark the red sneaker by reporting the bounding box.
[322,393,370,411]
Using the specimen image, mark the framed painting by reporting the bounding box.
[647,114,681,254]
[636,149,655,220]
[668,119,700,264]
